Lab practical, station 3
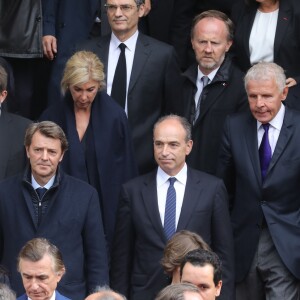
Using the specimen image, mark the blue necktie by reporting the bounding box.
[36,187,47,200]
[164,177,176,240]
[259,123,272,181]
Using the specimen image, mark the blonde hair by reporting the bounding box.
[61,51,105,95]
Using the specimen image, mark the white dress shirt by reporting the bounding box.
[156,164,187,228]
[107,31,138,115]
[257,103,285,154]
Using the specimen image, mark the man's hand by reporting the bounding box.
[286,77,297,87]
[42,35,57,60]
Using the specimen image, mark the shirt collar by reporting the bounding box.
[31,174,55,190]
[157,164,187,187]
[197,66,220,84]
[256,103,285,131]
[111,30,139,52]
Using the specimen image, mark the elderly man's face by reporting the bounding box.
[247,78,288,124]
[181,262,222,300]
[19,254,64,300]
[26,131,64,186]
[191,18,232,75]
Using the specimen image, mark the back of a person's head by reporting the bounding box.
[85,286,126,300]
[0,283,16,300]
[155,283,201,300]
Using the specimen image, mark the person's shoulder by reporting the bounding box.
[56,290,71,300]
[3,111,31,127]
[78,34,110,52]
[0,173,23,188]
[138,33,174,52]
[188,167,223,185]
[123,170,156,189]
[17,294,28,300]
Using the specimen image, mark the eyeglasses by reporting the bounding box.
[104,4,138,13]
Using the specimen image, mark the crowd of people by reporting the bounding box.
[1,0,300,299]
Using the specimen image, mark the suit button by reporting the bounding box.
[36,16,41,22]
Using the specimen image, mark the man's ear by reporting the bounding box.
[0,90,8,104]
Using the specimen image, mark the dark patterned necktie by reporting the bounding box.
[259,123,272,181]
[164,177,176,240]
[36,187,47,199]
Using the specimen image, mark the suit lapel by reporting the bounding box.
[274,2,291,59]
[243,8,257,59]
[141,171,166,242]
[177,168,203,231]
[128,33,151,93]
[245,117,262,185]
[268,108,293,174]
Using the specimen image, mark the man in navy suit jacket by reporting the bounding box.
[17,238,70,300]
[0,121,109,300]
[217,62,300,299]
[110,115,234,300]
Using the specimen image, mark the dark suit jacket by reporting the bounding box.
[17,291,70,300]
[110,167,234,300]
[42,0,102,103]
[217,108,300,282]
[0,168,109,300]
[231,0,300,83]
[80,32,183,174]
[40,91,138,248]
[183,55,248,175]
[0,111,31,180]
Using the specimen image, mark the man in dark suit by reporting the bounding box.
[217,62,300,299]
[17,238,70,300]
[0,65,31,180]
[110,115,234,300]
[81,0,183,174]
[183,10,248,175]
[0,121,109,300]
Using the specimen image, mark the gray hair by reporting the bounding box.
[90,285,127,300]
[0,284,16,300]
[244,62,286,92]
[18,238,65,275]
[153,115,192,142]
[155,283,200,300]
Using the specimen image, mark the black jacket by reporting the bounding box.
[0,0,43,58]
[183,55,248,175]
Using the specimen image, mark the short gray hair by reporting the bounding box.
[0,284,16,300]
[244,62,286,92]
[90,285,127,300]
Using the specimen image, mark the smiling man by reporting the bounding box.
[0,121,109,300]
[110,115,234,300]
[217,62,300,299]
